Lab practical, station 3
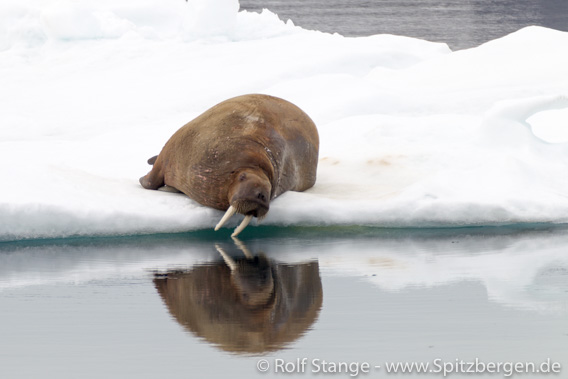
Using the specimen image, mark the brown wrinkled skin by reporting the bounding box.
[139,94,319,212]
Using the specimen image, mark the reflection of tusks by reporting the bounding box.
[231,236,254,259]
[215,244,237,271]
[215,206,236,231]
[231,215,253,238]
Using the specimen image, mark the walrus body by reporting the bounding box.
[140,94,319,235]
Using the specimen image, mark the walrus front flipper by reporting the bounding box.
[147,155,158,165]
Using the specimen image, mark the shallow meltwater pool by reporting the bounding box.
[1,227,567,378]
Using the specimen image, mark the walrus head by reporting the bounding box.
[215,169,271,237]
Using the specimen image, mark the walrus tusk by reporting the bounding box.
[231,214,253,237]
[215,205,236,231]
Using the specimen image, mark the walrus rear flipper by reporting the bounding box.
[139,160,165,191]
[139,174,162,190]
[140,155,166,190]
[147,155,158,165]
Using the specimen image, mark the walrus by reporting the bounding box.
[139,94,319,236]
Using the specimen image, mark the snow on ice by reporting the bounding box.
[1,0,568,241]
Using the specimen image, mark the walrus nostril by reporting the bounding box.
[257,192,266,202]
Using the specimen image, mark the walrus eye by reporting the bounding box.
[239,173,247,181]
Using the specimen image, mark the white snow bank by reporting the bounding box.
[1,0,567,241]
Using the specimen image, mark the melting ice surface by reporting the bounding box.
[1,0,568,241]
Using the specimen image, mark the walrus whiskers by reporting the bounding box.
[215,206,236,231]
[232,214,253,237]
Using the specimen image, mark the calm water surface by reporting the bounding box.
[240,0,568,50]
[1,227,567,378]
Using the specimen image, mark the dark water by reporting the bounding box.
[1,228,568,378]
[240,0,568,50]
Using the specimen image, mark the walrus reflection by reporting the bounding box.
[215,244,275,308]
[153,242,323,355]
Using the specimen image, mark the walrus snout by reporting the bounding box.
[232,186,270,214]
[231,172,270,205]
[230,179,270,218]
[215,172,271,237]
